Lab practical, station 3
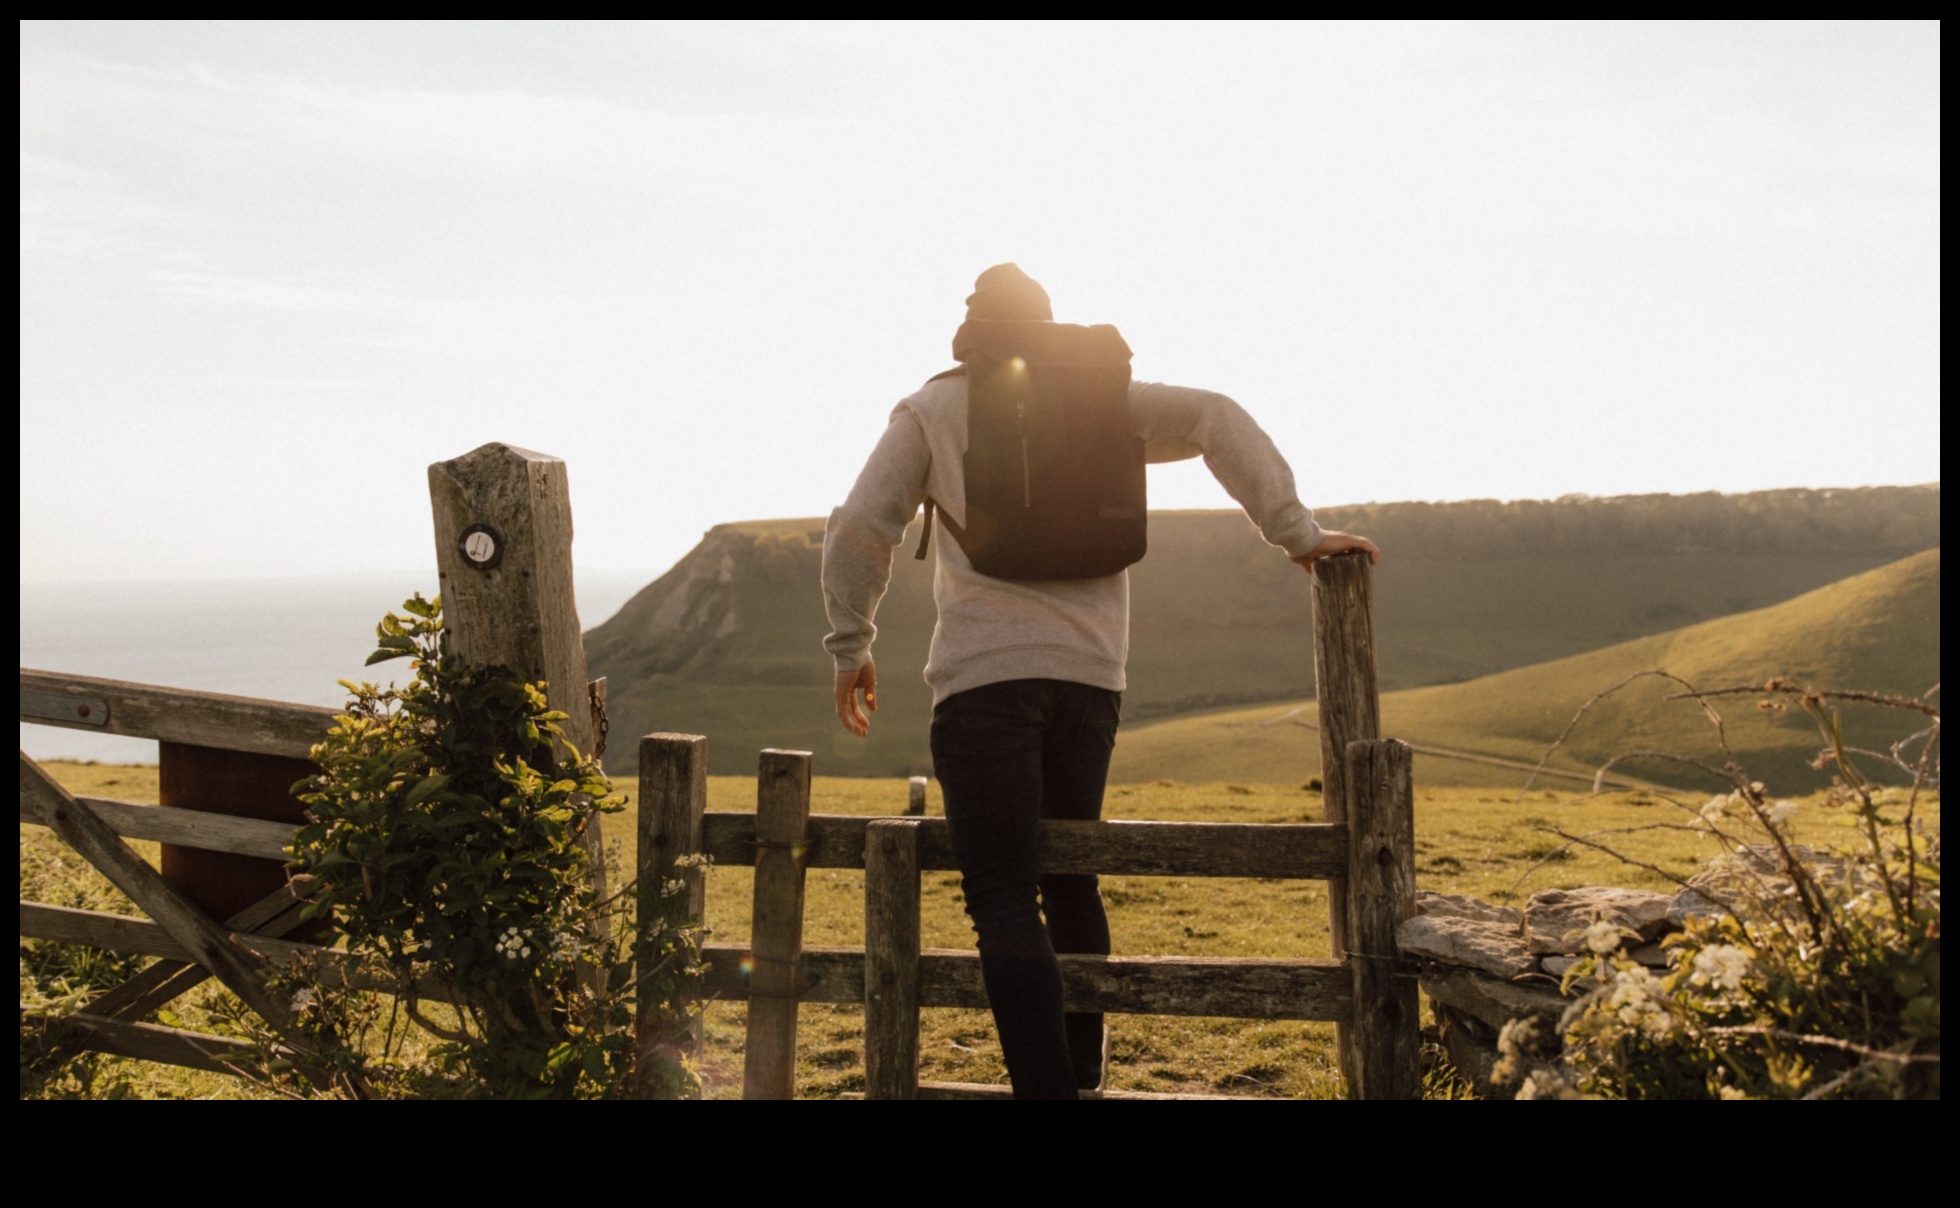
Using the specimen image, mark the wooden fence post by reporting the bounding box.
[864,819,922,1099]
[906,775,928,817]
[636,733,708,1099]
[743,749,813,1099]
[428,442,607,902]
[1344,738,1420,1099]
[1312,550,1380,1082]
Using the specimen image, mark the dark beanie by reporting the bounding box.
[965,263,1053,322]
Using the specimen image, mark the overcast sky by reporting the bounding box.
[20,21,1941,588]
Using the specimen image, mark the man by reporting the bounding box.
[822,264,1378,1098]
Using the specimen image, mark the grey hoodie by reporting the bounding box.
[822,375,1324,705]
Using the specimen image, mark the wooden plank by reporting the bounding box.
[19,752,318,1061]
[158,742,316,933]
[635,732,708,1098]
[698,941,1351,1021]
[85,876,316,1024]
[916,1080,1248,1101]
[701,812,1347,880]
[22,900,199,961]
[34,1011,282,1078]
[929,951,1353,1022]
[701,942,860,1004]
[19,668,334,759]
[20,901,461,1004]
[1343,739,1421,1099]
[19,796,299,860]
[1311,550,1379,1079]
[906,776,928,817]
[428,442,608,935]
[1036,819,1344,880]
[742,749,812,1099]
[863,819,921,1100]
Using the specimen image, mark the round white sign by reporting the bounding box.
[462,530,498,564]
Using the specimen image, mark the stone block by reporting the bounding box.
[1399,893,1535,979]
[1524,886,1674,954]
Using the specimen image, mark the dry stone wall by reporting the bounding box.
[1403,876,1734,1095]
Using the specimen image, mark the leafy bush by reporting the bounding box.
[283,595,703,1098]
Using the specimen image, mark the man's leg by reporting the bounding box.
[931,680,1078,1099]
[1037,683,1120,1089]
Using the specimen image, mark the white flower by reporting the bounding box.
[1700,795,1731,823]
[291,987,318,1011]
[1608,967,1660,1011]
[495,925,532,961]
[1643,1014,1673,1040]
[1605,967,1675,1039]
[1497,1017,1539,1059]
[1585,920,1624,955]
[1767,801,1798,826]
[1689,944,1750,992]
[1516,1068,1581,1100]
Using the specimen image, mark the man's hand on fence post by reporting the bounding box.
[1291,531,1380,570]
[835,661,878,737]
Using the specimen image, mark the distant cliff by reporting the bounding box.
[587,486,1940,775]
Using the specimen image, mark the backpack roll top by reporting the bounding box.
[947,319,1147,581]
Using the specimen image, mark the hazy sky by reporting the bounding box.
[20,21,1941,588]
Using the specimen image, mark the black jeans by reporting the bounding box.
[930,678,1120,1100]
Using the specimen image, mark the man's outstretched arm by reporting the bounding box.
[1132,382,1379,567]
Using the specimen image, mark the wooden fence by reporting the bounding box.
[19,443,1420,1098]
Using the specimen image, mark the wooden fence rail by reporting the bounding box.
[696,812,1348,879]
[20,667,334,758]
[16,795,297,860]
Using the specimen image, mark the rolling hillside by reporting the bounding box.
[586,486,1939,776]
[1108,548,1941,793]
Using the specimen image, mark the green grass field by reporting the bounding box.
[25,759,1931,1099]
[1110,549,1941,793]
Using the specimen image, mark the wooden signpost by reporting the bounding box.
[428,442,607,900]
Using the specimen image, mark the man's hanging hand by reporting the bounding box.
[835,660,878,737]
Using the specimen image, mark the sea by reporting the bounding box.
[19,571,647,766]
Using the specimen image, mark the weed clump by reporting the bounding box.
[1507,681,1940,1100]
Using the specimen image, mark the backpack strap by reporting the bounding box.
[914,498,934,561]
[914,497,969,561]
[912,366,969,561]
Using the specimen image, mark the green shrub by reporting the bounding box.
[283,595,703,1098]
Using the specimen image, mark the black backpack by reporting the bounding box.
[915,318,1146,580]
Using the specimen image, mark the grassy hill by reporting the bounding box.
[586,486,1940,776]
[1109,548,1941,794]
